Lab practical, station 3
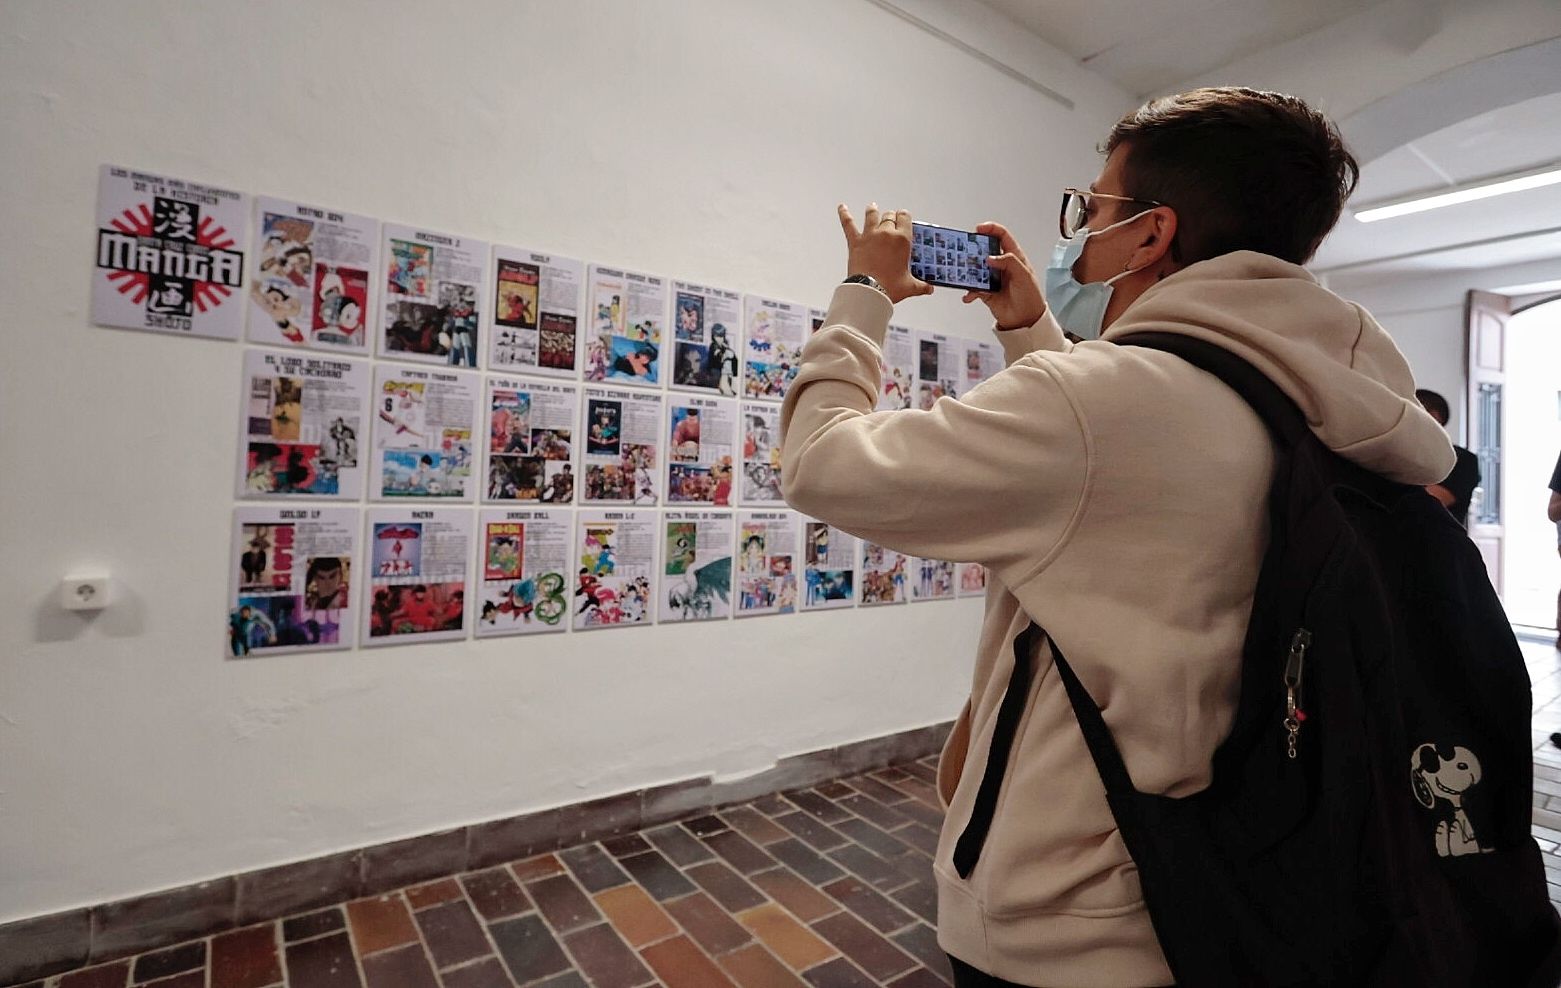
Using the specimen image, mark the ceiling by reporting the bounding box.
[975,0,1383,97]
[968,0,1561,283]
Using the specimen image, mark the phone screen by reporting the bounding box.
[910,222,1000,292]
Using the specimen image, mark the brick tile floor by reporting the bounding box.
[21,633,1561,988]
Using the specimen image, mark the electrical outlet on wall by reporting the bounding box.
[60,574,112,611]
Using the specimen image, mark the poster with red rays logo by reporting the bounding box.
[93,165,249,340]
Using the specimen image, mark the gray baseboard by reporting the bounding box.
[0,720,952,986]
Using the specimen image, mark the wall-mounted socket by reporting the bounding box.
[61,575,112,611]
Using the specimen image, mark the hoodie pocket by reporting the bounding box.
[937,699,972,809]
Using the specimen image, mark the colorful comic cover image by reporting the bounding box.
[666,397,736,507]
[661,512,734,623]
[485,377,577,505]
[959,562,989,598]
[581,386,661,505]
[740,403,783,503]
[248,197,377,351]
[489,246,584,378]
[379,224,486,368]
[670,282,740,396]
[916,332,963,410]
[363,510,471,644]
[742,297,806,401]
[228,507,357,657]
[573,511,656,630]
[736,511,798,617]
[584,265,664,387]
[912,557,957,602]
[878,325,916,411]
[860,541,909,606]
[371,366,478,500]
[93,166,249,340]
[965,340,1003,392]
[802,520,856,611]
[238,349,369,499]
[476,509,571,637]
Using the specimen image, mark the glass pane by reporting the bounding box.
[1474,382,1501,525]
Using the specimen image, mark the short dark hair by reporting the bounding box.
[1103,87,1358,265]
[1415,388,1450,426]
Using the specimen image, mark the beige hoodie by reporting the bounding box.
[780,251,1455,987]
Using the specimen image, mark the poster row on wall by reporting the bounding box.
[235,343,1000,506]
[228,505,989,657]
[94,166,1003,405]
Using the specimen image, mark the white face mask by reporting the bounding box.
[1043,210,1151,340]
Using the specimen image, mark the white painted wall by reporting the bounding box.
[0,0,1134,922]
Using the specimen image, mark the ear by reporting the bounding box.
[1128,206,1179,274]
[1411,768,1436,809]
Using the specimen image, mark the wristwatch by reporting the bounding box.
[842,273,890,299]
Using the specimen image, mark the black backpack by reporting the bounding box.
[1055,334,1559,986]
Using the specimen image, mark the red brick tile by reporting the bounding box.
[361,944,438,988]
[701,830,777,876]
[561,923,652,987]
[405,879,463,911]
[887,969,950,988]
[508,854,564,883]
[600,834,652,858]
[664,892,753,956]
[847,776,912,805]
[640,936,736,988]
[801,957,877,987]
[460,868,530,920]
[683,816,729,837]
[810,912,917,981]
[211,924,282,988]
[834,817,918,863]
[557,844,631,894]
[719,807,788,846]
[890,823,940,857]
[718,944,807,987]
[437,957,513,988]
[345,895,419,957]
[525,874,602,934]
[734,904,836,971]
[282,908,345,942]
[815,782,855,800]
[749,869,839,925]
[890,925,953,983]
[781,791,851,825]
[765,839,845,886]
[835,794,910,831]
[822,877,916,934]
[617,850,697,901]
[642,826,715,867]
[412,899,490,970]
[891,881,938,925]
[143,972,202,988]
[59,961,130,988]
[593,885,679,948]
[828,845,912,893]
[284,933,362,988]
[771,813,848,852]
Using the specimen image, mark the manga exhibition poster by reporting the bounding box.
[94,166,249,340]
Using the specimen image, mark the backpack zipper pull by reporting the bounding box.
[1283,628,1311,760]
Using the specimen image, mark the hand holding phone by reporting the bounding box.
[837,204,934,304]
[958,221,1048,333]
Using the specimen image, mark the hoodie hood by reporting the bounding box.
[1102,250,1455,485]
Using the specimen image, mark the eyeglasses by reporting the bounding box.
[1059,188,1166,239]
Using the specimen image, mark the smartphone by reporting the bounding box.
[910,221,1001,293]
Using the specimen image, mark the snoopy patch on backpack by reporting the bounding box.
[1411,743,1493,857]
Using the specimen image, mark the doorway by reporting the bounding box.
[1500,296,1561,632]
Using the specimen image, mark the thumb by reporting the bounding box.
[986,252,1023,273]
[913,280,935,297]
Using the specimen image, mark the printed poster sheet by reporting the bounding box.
[485,376,578,504]
[584,265,665,387]
[574,509,657,630]
[912,558,957,602]
[661,511,734,623]
[379,224,486,367]
[742,296,806,401]
[476,508,571,637]
[964,340,1003,392]
[238,349,370,499]
[93,165,249,340]
[669,282,741,396]
[861,541,910,606]
[371,365,479,500]
[959,563,989,598]
[363,508,472,645]
[809,308,828,335]
[916,332,963,408]
[740,402,783,504]
[248,197,377,351]
[489,245,584,377]
[666,396,736,507]
[736,510,799,617]
[802,519,857,611]
[581,386,663,505]
[228,506,357,657]
[877,325,916,411]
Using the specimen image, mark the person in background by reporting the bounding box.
[1415,388,1480,526]
[1551,448,1561,647]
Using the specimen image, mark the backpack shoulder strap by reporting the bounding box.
[1114,332,1308,448]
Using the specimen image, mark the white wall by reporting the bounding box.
[0,0,1134,922]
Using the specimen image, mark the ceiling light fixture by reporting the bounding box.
[1352,163,1561,223]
